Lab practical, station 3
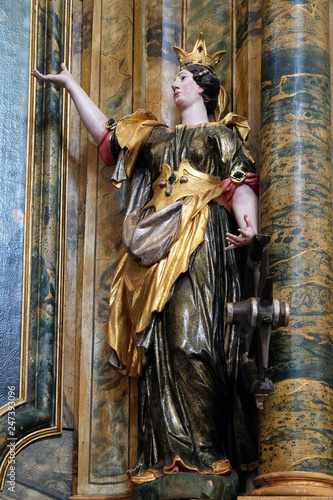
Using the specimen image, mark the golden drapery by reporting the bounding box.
[105,110,258,477]
[107,167,223,377]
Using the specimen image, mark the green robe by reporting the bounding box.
[107,114,258,479]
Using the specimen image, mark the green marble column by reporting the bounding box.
[32,0,64,419]
[252,0,333,495]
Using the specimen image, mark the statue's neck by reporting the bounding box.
[180,101,209,126]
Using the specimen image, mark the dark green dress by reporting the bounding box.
[107,119,258,479]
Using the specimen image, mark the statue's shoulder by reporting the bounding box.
[124,108,158,121]
[119,108,165,126]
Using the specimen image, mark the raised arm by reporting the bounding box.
[31,63,107,144]
[225,184,259,250]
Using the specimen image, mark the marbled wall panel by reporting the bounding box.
[234,0,249,115]
[100,0,134,118]
[91,0,135,483]
[74,0,135,495]
[186,0,232,112]
[145,0,182,126]
[259,0,333,476]
[63,0,83,429]
[331,1,333,154]
[72,0,93,494]
[90,174,132,484]
[234,0,262,165]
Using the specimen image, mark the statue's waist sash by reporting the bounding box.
[107,160,225,377]
[144,160,225,212]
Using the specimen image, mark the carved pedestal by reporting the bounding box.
[132,471,239,500]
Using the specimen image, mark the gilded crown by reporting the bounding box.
[172,33,225,75]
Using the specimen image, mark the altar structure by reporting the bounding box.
[0,1,332,499]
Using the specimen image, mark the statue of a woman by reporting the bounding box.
[32,34,259,487]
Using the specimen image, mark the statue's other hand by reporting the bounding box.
[225,214,256,251]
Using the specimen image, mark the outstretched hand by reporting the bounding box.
[225,214,256,251]
[31,62,108,144]
[31,62,75,90]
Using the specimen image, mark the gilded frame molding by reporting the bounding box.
[0,0,71,489]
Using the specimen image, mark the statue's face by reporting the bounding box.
[171,69,204,111]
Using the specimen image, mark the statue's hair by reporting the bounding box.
[186,64,220,116]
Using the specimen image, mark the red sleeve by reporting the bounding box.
[99,128,115,166]
[220,173,259,213]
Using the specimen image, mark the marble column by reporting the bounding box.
[252,0,333,496]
